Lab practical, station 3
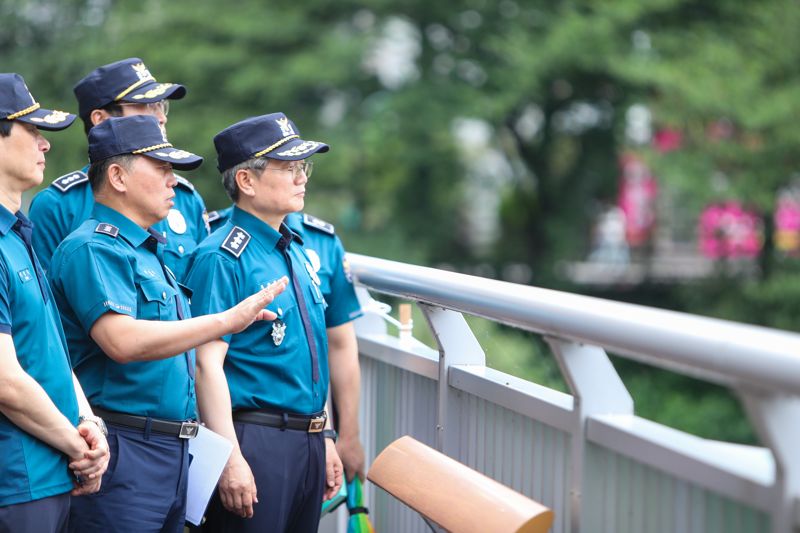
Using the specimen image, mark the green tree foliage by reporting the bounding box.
[6,0,798,443]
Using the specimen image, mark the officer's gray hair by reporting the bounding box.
[88,154,137,192]
[221,156,272,203]
[0,120,12,137]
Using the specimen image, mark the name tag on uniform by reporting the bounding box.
[18,268,33,283]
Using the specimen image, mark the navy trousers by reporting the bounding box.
[203,422,326,533]
[69,423,190,533]
[0,492,69,533]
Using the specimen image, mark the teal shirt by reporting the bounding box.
[185,206,329,414]
[29,167,208,281]
[49,204,196,421]
[285,212,362,328]
[0,207,78,506]
[210,209,363,328]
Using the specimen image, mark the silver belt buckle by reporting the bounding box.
[307,415,326,433]
[179,421,200,439]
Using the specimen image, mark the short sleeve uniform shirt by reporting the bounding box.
[0,207,79,506]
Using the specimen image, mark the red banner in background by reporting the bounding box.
[618,154,658,247]
[698,202,763,259]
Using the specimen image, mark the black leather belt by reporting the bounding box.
[92,407,199,439]
[233,410,327,433]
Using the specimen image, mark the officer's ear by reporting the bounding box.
[90,109,113,127]
[235,168,256,198]
[106,162,129,193]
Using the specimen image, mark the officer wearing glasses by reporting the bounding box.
[47,115,288,533]
[29,58,209,281]
[185,112,343,533]
[206,206,366,484]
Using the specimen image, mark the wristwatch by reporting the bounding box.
[78,414,108,437]
[322,429,338,443]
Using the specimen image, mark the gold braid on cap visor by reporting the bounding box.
[114,76,156,101]
[253,135,299,158]
[6,102,41,120]
[132,142,173,154]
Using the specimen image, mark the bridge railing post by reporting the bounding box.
[738,391,800,533]
[419,304,486,458]
[545,337,634,533]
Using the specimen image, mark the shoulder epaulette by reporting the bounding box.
[175,175,195,191]
[302,213,334,235]
[220,226,250,258]
[207,210,221,223]
[94,223,119,238]
[51,171,89,193]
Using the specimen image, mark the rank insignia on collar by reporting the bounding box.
[302,213,334,235]
[271,319,286,346]
[221,226,250,258]
[94,223,119,238]
[52,171,89,193]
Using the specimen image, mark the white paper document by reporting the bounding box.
[185,425,234,526]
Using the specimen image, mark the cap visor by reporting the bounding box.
[122,82,187,103]
[17,108,76,131]
[267,138,330,161]
[146,147,203,170]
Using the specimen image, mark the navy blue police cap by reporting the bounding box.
[88,115,202,171]
[74,58,186,120]
[213,112,329,172]
[0,73,76,131]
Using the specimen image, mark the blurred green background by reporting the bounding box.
[6,0,800,445]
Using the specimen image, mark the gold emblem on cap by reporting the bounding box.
[275,141,321,157]
[154,150,193,160]
[132,62,154,78]
[115,63,158,101]
[131,83,174,100]
[276,117,296,137]
[29,110,70,124]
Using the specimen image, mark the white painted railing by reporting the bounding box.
[321,254,800,533]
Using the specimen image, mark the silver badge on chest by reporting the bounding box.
[271,319,286,346]
[167,209,187,235]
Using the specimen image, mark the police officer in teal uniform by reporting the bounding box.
[206,208,366,482]
[47,115,287,533]
[185,112,343,533]
[29,57,208,280]
[0,73,109,533]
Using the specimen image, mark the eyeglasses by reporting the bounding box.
[118,100,169,117]
[262,160,313,179]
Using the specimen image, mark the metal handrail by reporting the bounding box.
[349,253,800,396]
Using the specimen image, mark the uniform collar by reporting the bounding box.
[284,211,304,237]
[231,206,303,250]
[91,203,152,247]
[0,204,16,236]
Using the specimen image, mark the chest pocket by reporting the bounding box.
[138,278,177,320]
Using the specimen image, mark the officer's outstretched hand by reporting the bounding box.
[224,277,288,334]
[323,438,344,502]
[219,450,258,518]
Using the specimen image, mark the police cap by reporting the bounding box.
[0,73,76,131]
[73,58,186,120]
[88,115,202,170]
[213,112,329,172]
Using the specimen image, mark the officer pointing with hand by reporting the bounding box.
[47,115,287,533]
